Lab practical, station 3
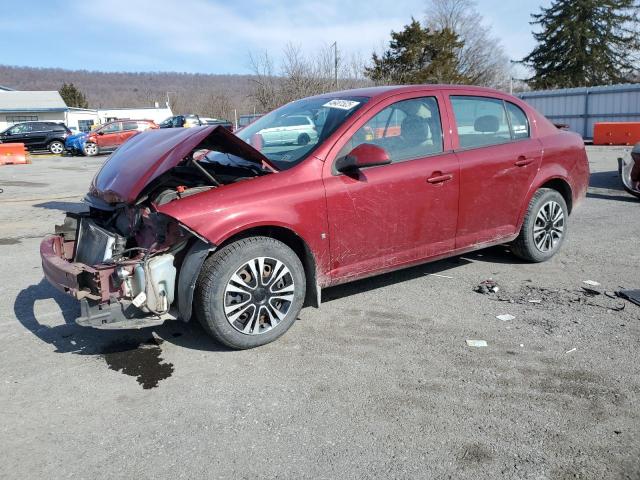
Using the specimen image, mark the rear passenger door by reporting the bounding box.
[28,123,50,148]
[448,94,542,248]
[119,121,141,145]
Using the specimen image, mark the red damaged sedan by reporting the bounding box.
[40,85,589,349]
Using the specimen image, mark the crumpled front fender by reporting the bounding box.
[176,238,215,322]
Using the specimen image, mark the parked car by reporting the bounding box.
[159,115,202,128]
[618,143,640,198]
[64,132,89,155]
[0,121,71,154]
[40,85,589,349]
[256,114,317,145]
[200,118,234,131]
[82,119,157,156]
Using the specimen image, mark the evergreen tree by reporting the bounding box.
[365,18,468,84]
[59,82,89,108]
[523,0,640,89]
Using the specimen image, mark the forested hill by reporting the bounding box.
[0,65,258,118]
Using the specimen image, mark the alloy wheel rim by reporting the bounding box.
[533,200,564,252]
[223,256,295,335]
[85,143,97,155]
[50,142,63,154]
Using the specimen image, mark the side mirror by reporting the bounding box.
[98,131,104,135]
[335,143,391,173]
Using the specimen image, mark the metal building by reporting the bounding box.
[517,83,640,140]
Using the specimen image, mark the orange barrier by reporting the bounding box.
[593,122,640,146]
[0,143,30,165]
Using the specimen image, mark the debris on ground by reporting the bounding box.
[428,273,454,279]
[565,348,577,354]
[474,279,499,294]
[582,286,602,296]
[496,314,515,322]
[616,290,640,307]
[488,285,626,312]
[583,280,601,286]
[466,339,488,347]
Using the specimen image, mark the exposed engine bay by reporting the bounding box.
[43,134,273,329]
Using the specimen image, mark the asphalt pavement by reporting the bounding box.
[0,147,638,479]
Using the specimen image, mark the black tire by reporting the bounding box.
[48,140,64,155]
[83,142,98,156]
[511,188,568,262]
[194,236,306,349]
[297,133,310,145]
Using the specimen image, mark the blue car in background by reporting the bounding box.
[64,132,88,155]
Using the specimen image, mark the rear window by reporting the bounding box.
[283,116,310,127]
[451,96,512,149]
[506,102,530,140]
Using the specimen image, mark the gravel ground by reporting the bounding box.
[0,147,638,480]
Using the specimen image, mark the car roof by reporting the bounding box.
[312,84,510,101]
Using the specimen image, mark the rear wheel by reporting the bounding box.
[83,142,98,156]
[194,236,306,349]
[511,188,568,262]
[48,140,64,155]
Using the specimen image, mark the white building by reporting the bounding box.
[0,90,172,132]
[98,106,172,125]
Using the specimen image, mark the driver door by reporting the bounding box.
[97,122,121,148]
[322,93,460,282]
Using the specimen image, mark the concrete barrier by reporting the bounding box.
[0,143,30,165]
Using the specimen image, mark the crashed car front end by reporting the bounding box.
[41,206,191,328]
[40,125,275,329]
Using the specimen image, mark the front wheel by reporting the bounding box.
[48,140,64,154]
[83,142,98,156]
[194,236,306,349]
[511,188,568,262]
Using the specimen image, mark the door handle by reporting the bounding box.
[427,173,453,184]
[515,156,534,167]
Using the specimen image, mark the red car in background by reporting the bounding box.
[83,119,158,156]
[41,85,589,349]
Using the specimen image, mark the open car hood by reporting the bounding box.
[88,126,276,205]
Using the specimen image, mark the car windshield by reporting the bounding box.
[234,95,369,170]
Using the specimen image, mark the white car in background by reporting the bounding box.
[257,115,317,146]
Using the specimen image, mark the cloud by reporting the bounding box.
[71,0,421,72]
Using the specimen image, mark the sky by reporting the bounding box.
[0,0,550,75]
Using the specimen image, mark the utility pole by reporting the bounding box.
[332,41,338,89]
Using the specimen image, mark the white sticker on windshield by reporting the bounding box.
[322,99,360,110]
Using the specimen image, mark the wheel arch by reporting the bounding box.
[539,177,573,214]
[216,225,321,309]
[517,173,574,232]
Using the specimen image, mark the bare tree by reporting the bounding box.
[248,51,282,111]
[201,92,233,120]
[248,43,371,111]
[425,0,510,89]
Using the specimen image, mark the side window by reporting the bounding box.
[337,96,444,166]
[11,123,32,134]
[123,121,138,131]
[101,122,121,133]
[506,102,530,140]
[451,96,511,149]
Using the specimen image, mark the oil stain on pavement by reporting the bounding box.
[0,237,21,245]
[100,337,174,389]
